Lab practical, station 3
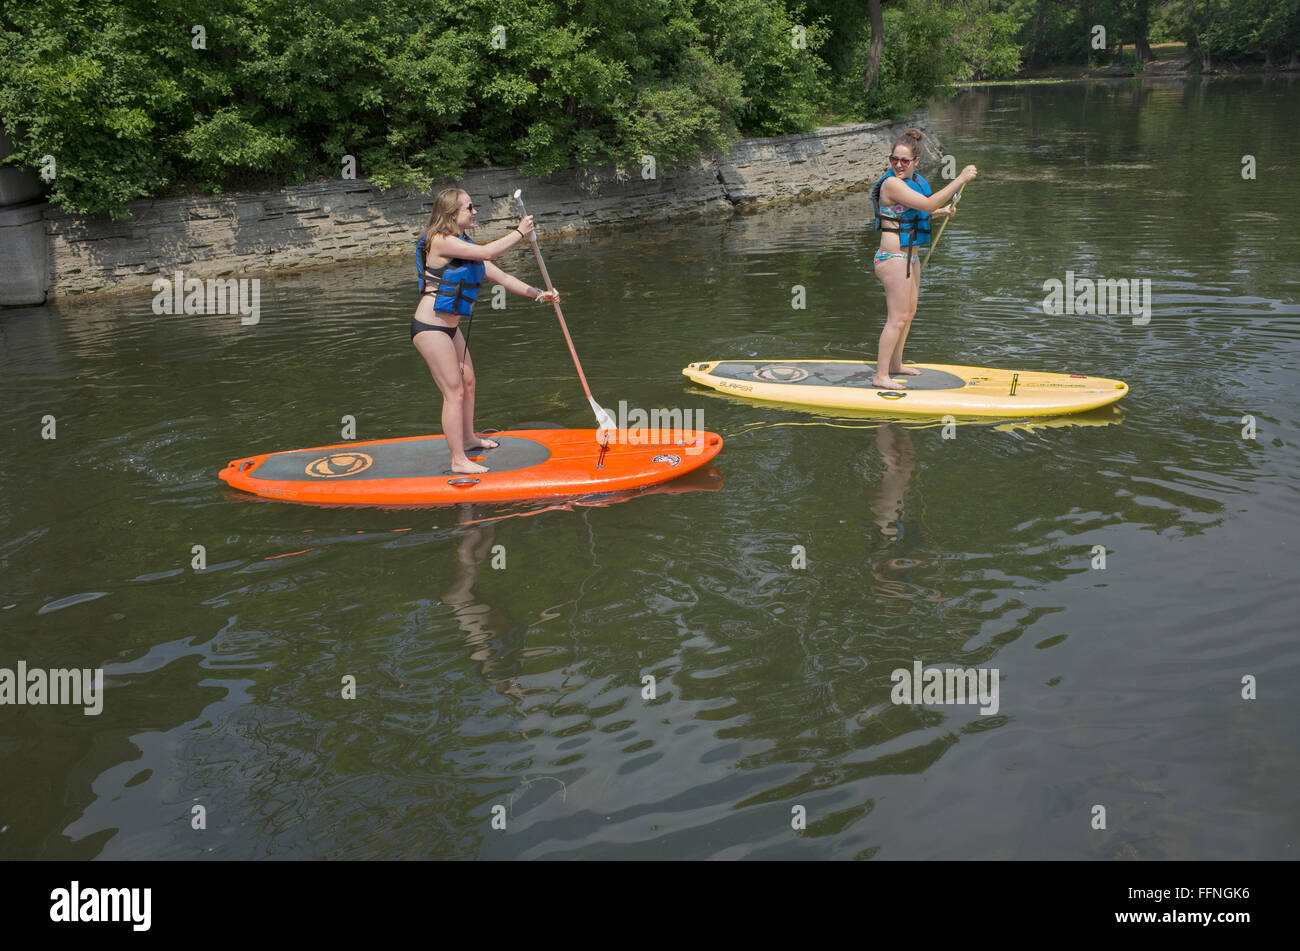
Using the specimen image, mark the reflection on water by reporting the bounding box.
[872,425,915,541]
[1,77,1297,860]
[443,513,532,703]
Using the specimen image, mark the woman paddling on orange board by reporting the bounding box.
[412,188,560,474]
[870,129,977,390]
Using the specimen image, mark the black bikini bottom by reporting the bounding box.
[410,317,459,340]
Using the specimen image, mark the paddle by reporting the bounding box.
[513,189,617,434]
[921,182,966,272]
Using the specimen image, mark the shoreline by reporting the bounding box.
[3,112,940,308]
[956,42,1300,86]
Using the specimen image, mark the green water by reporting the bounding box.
[1,75,1297,859]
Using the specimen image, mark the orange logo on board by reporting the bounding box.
[305,452,374,478]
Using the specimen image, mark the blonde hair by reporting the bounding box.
[419,188,467,246]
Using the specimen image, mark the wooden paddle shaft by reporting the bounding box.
[922,182,965,272]
[515,194,599,405]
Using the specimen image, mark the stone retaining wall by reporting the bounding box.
[4,111,939,305]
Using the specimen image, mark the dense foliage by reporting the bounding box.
[1008,0,1300,70]
[1173,0,1300,70]
[0,0,828,216]
[0,0,1291,217]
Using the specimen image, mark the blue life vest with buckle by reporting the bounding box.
[872,171,932,248]
[417,233,484,316]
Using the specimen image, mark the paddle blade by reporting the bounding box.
[591,398,617,433]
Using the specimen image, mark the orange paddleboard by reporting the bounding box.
[219,429,723,505]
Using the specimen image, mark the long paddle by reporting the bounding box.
[513,189,617,434]
[921,182,966,272]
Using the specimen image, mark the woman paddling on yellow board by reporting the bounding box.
[870,129,977,390]
[412,188,560,474]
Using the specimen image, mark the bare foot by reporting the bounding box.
[872,375,906,390]
[890,365,923,376]
[464,436,499,451]
[450,458,489,475]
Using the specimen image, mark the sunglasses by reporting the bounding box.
[889,155,913,166]
[463,202,477,211]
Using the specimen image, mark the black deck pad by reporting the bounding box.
[709,361,966,391]
[251,435,553,482]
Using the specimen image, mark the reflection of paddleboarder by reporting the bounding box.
[412,189,560,475]
[870,130,976,390]
[867,425,944,607]
[442,507,543,702]
[871,424,916,540]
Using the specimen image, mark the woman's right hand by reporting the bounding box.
[516,215,535,236]
[959,164,978,183]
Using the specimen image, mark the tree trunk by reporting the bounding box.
[1133,0,1153,61]
[1183,0,1199,65]
[1027,0,1048,66]
[1200,0,1212,70]
[863,0,885,94]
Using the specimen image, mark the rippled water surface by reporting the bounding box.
[2,76,1297,859]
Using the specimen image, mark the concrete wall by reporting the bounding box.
[13,111,938,304]
[0,130,51,306]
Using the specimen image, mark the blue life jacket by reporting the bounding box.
[416,233,485,316]
[872,171,932,249]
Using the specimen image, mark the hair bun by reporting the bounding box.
[906,128,924,142]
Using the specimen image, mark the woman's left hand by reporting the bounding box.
[537,288,560,303]
[933,202,956,216]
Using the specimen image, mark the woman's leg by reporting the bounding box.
[453,337,498,451]
[874,255,914,389]
[889,254,924,375]
[413,330,488,474]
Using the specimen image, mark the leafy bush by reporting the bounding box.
[0,3,184,215]
[0,0,827,217]
[953,5,1025,80]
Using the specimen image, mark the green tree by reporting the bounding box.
[0,0,827,217]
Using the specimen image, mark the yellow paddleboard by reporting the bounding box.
[682,360,1128,418]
